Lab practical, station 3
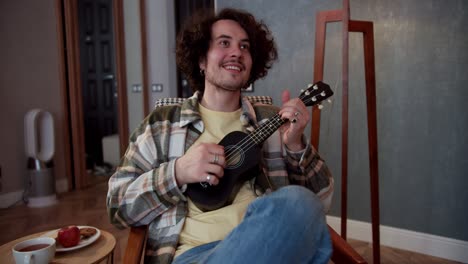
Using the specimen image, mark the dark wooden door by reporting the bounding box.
[78,0,117,168]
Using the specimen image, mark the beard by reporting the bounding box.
[204,68,249,92]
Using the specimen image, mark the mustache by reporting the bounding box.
[221,60,245,70]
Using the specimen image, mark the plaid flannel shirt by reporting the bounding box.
[107,92,334,263]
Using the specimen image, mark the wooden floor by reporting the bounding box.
[0,179,461,264]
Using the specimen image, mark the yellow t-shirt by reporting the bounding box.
[175,104,257,257]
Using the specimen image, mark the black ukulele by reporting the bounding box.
[186,81,334,211]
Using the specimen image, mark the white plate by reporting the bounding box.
[42,226,101,252]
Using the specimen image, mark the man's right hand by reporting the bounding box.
[175,143,226,186]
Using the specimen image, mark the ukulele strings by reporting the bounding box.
[224,115,283,165]
[224,93,319,164]
[223,92,321,165]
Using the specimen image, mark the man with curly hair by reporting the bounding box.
[107,8,334,264]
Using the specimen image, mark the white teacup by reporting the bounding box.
[12,237,56,264]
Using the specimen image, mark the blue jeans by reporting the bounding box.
[172,185,332,264]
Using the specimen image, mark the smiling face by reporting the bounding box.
[199,19,252,92]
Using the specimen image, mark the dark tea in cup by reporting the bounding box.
[12,237,56,264]
[18,243,50,252]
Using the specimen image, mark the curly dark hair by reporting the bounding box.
[176,8,278,93]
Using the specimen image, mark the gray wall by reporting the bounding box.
[123,0,144,134]
[0,0,68,196]
[146,0,178,108]
[216,0,468,241]
[125,0,178,133]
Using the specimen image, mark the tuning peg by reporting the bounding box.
[313,85,318,90]
[300,89,305,93]
[307,83,313,88]
[320,91,326,96]
[318,104,324,110]
[327,99,332,104]
[311,96,317,102]
[305,90,310,96]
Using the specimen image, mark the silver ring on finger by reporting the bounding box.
[213,153,219,164]
[200,174,212,188]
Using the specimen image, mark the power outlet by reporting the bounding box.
[151,83,163,92]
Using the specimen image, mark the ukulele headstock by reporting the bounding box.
[299,81,334,108]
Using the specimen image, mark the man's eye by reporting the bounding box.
[220,40,229,47]
[240,44,250,50]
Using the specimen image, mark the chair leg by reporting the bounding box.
[329,225,368,264]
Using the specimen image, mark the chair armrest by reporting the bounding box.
[328,225,368,264]
[123,225,148,264]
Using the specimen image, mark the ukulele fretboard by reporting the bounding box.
[249,114,285,145]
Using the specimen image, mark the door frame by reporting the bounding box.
[56,0,129,189]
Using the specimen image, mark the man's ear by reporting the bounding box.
[199,58,206,71]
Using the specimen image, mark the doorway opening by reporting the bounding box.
[78,0,118,181]
[58,0,128,190]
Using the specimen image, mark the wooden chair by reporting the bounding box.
[122,96,367,264]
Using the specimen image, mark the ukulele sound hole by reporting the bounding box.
[225,145,244,169]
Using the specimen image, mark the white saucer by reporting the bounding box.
[42,226,101,252]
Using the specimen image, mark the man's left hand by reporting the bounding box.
[278,90,309,151]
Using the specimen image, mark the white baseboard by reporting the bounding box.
[0,178,69,208]
[0,190,24,209]
[326,216,468,263]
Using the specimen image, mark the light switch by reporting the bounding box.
[132,84,142,93]
[152,83,163,92]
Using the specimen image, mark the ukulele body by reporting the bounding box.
[186,131,261,211]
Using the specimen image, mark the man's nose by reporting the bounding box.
[229,45,242,57]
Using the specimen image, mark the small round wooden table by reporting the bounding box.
[0,229,116,264]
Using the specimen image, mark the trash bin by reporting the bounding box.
[24,109,57,207]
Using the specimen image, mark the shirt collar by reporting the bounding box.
[179,91,258,133]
